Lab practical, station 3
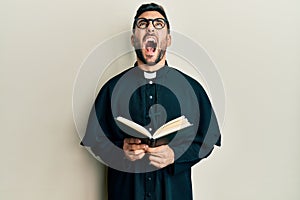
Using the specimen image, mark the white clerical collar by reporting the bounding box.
[144,71,157,79]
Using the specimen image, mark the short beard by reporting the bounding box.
[135,49,166,66]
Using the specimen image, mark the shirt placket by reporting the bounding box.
[145,80,156,135]
[145,173,154,199]
[144,80,156,199]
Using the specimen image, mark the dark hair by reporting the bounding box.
[132,3,170,33]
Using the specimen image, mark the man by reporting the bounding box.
[81,3,221,200]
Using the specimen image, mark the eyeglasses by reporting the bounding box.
[135,18,168,30]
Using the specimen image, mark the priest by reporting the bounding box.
[81,3,221,200]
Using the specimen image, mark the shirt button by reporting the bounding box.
[149,95,153,99]
[149,81,153,84]
[149,128,152,132]
[148,177,152,181]
[147,193,151,197]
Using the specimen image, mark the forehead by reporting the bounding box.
[138,11,165,19]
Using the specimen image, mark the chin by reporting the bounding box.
[142,55,158,66]
[145,61,157,66]
[135,48,163,67]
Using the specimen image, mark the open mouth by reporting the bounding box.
[144,37,157,55]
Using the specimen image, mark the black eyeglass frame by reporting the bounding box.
[134,18,169,30]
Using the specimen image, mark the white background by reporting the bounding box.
[1,0,299,199]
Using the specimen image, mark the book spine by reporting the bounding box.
[148,138,156,148]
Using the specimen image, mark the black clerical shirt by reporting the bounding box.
[81,62,221,200]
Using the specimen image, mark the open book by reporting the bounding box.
[115,115,192,147]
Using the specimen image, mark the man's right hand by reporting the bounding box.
[123,138,148,161]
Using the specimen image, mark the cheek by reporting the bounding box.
[134,34,144,45]
[158,35,169,46]
[132,36,141,48]
[134,30,145,39]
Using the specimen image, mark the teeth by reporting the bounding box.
[145,37,157,43]
[147,38,155,42]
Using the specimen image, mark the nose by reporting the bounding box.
[146,22,155,33]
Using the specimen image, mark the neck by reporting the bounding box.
[136,57,167,72]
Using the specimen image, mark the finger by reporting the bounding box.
[149,160,165,169]
[149,155,163,163]
[136,152,146,160]
[148,149,174,163]
[124,138,149,152]
[127,155,138,161]
[147,151,163,158]
[126,152,145,161]
[128,149,145,155]
[125,138,141,144]
[127,144,148,151]
[146,145,166,153]
[147,151,165,158]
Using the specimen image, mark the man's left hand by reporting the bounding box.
[147,145,174,168]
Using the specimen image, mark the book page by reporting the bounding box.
[152,116,192,139]
[115,117,151,138]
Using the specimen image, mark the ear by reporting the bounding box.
[167,34,172,47]
[131,35,135,47]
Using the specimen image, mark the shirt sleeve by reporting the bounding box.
[80,78,151,172]
[168,77,221,175]
[80,82,131,169]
